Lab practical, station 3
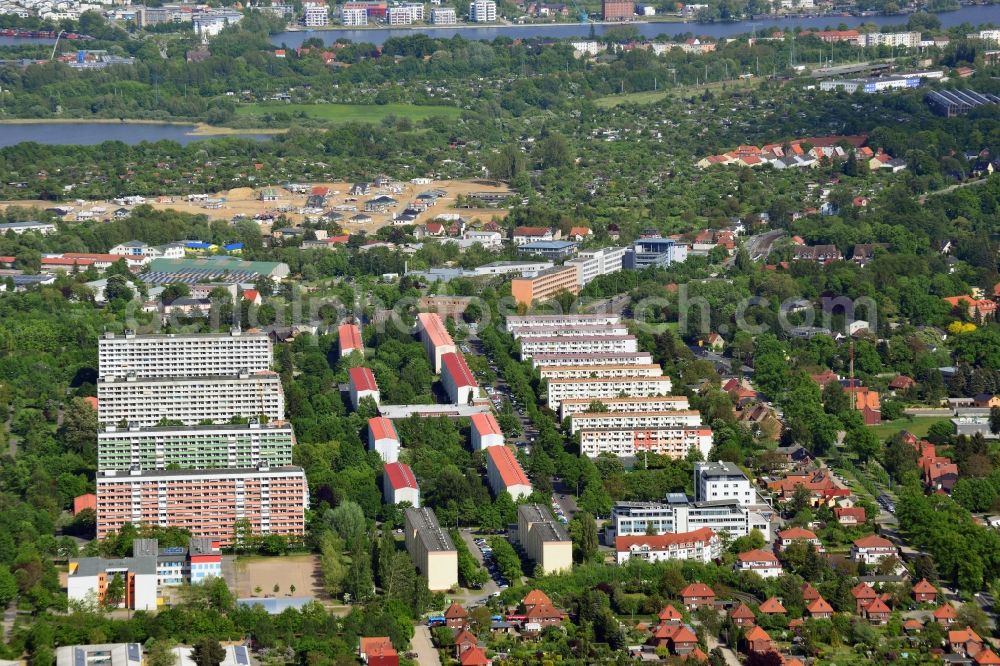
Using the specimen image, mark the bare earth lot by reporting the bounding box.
[0,179,511,233]
[231,554,324,600]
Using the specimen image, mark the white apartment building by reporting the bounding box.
[67,558,158,610]
[546,375,672,408]
[97,421,295,471]
[368,417,400,464]
[431,6,456,23]
[384,462,420,507]
[520,335,639,358]
[566,246,626,286]
[192,9,242,36]
[694,461,754,504]
[615,527,719,564]
[340,5,367,24]
[513,324,630,339]
[387,5,414,23]
[303,4,329,25]
[506,314,621,332]
[530,352,653,368]
[971,29,1000,42]
[539,364,663,380]
[559,396,690,418]
[98,330,272,379]
[468,0,495,20]
[470,412,504,450]
[569,410,703,434]
[97,373,285,428]
[578,426,712,459]
[610,496,772,541]
[862,31,921,48]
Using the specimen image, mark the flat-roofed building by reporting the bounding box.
[368,417,400,463]
[519,335,639,358]
[96,465,308,546]
[506,314,621,332]
[486,445,532,500]
[559,396,690,419]
[529,352,653,368]
[539,364,663,380]
[695,461,754,503]
[97,373,285,427]
[404,507,458,591]
[512,324,630,339]
[56,644,143,666]
[569,410,702,434]
[470,412,504,450]
[338,324,364,357]
[98,330,272,379]
[383,462,420,507]
[615,527,719,564]
[546,376,673,409]
[517,504,572,574]
[348,367,380,409]
[416,312,457,373]
[441,352,479,405]
[97,420,295,471]
[67,557,158,610]
[579,426,712,459]
[566,246,627,286]
[610,497,772,541]
[511,266,579,307]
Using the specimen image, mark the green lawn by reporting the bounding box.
[235,102,462,124]
[870,416,946,440]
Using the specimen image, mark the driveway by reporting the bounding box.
[411,625,441,666]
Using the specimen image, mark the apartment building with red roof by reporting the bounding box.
[614,528,719,564]
[441,352,479,405]
[680,583,715,609]
[383,462,420,507]
[338,323,363,357]
[470,412,504,450]
[416,312,457,373]
[367,416,399,463]
[485,445,532,501]
[348,367,380,410]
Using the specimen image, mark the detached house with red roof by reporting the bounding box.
[851,535,898,565]
[444,602,469,629]
[730,603,755,627]
[758,597,786,615]
[949,627,985,657]
[934,603,958,626]
[459,646,490,666]
[349,367,380,410]
[776,527,824,552]
[851,582,878,614]
[735,549,783,578]
[359,637,398,666]
[743,626,774,654]
[512,226,558,245]
[976,650,1000,666]
[863,597,891,624]
[807,597,834,619]
[680,583,715,610]
[912,579,937,603]
[834,506,866,526]
[944,295,997,320]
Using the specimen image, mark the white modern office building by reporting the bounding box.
[566,246,626,286]
[97,373,285,428]
[98,330,272,379]
[694,461,755,503]
[609,495,772,541]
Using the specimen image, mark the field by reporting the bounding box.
[870,416,947,440]
[0,179,512,232]
[594,77,763,108]
[235,102,463,124]
[231,554,323,599]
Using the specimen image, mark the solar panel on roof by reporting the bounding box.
[234,647,249,665]
[127,644,141,662]
[75,648,85,666]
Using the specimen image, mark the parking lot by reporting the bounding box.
[472,535,511,593]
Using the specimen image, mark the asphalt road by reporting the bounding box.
[410,625,441,666]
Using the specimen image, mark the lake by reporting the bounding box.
[0,122,274,147]
[272,3,1000,46]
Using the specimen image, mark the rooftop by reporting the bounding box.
[470,411,503,437]
[349,367,379,393]
[487,445,531,488]
[441,352,478,388]
[405,507,455,552]
[384,462,418,490]
[417,312,455,349]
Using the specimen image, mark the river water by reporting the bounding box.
[0,123,274,147]
[272,3,1000,46]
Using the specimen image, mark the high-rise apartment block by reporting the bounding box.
[98,330,272,379]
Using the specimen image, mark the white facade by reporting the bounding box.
[303,4,329,25]
[530,352,653,368]
[368,421,400,464]
[340,5,367,24]
[462,230,501,248]
[566,246,626,286]
[569,410,702,434]
[611,499,772,541]
[468,0,495,21]
[470,413,504,450]
[514,324,630,338]
[615,529,719,564]
[98,331,272,379]
[694,461,754,504]
[578,426,712,459]
[387,5,414,23]
[96,373,285,428]
[67,563,158,611]
[520,335,639,358]
[546,375,673,408]
[192,10,242,36]
[431,6,456,22]
[486,446,532,501]
[735,551,783,578]
[559,395,689,418]
[539,364,663,380]
[862,31,920,48]
[507,314,621,332]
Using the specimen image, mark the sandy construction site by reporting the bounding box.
[0,179,512,233]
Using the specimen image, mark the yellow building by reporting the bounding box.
[403,507,458,591]
[516,504,572,575]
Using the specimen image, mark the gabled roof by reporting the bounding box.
[680,583,715,598]
[523,589,551,607]
[453,628,477,646]
[778,527,818,541]
[744,626,771,642]
[444,602,468,619]
[470,412,503,437]
[349,367,378,392]
[801,583,820,601]
[384,462,417,490]
[616,528,716,553]
[368,416,397,441]
[524,603,563,620]
[854,534,894,549]
[976,649,1000,665]
[737,549,780,564]
[338,323,363,350]
[807,597,834,614]
[486,445,530,489]
[730,603,755,620]
[658,604,683,622]
[441,352,478,388]
[912,579,936,593]
[670,625,697,643]
[949,627,983,644]
[459,646,489,666]
[865,597,890,614]
[852,583,877,599]
[934,603,958,619]
[759,597,786,614]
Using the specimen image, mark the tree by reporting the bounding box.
[103,573,125,608]
[569,512,598,563]
[160,283,191,305]
[144,640,175,666]
[328,501,367,551]
[319,532,347,598]
[190,639,225,666]
[346,539,374,601]
[104,275,134,303]
[990,406,1000,436]
[845,427,881,463]
[822,381,851,417]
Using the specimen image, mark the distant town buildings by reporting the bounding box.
[468,0,496,21]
